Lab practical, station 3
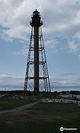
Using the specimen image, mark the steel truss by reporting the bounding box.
[24,27,51,92]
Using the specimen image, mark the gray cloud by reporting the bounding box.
[0,72,80,91]
[0,73,24,90]
[58,73,78,76]
[0,0,80,41]
[51,77,80,87]
[0,0,80,91]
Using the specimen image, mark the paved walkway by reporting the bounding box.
[0,101,40,115]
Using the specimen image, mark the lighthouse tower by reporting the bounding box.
[24,9,51,95]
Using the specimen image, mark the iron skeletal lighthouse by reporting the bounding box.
[24,9,51,95]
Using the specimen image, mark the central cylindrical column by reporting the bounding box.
[30,9,43,95]
[34,26,39,95]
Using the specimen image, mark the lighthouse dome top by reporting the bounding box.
[33,9,39,16]
[30,9,43,27]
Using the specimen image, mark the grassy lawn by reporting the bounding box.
[0,96,39,110]
[0,101,80,133]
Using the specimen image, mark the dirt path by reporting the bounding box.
[0,101,40,115]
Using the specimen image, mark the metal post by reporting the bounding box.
[34,26,39,95]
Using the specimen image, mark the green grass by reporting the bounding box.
[0,102,80,133]
[0,97,39,110]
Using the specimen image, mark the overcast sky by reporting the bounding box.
[0,0,80,91]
